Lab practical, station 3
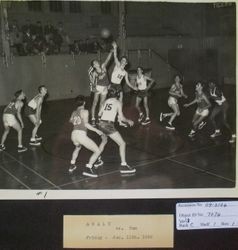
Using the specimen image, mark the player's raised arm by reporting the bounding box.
[112,41,120,66]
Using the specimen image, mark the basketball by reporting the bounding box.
[101,28,111,39]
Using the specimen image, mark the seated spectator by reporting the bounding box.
[69,40,81,55]
[52,29,63,53]
[44,21,55,43]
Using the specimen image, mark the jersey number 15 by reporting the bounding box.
[104,103,112,111]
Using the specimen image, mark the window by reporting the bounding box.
[28,1,42,12]
[101,2,111,14]
[49,1,63,12]
[69,1,81,13]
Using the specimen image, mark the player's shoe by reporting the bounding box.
[160,113,164,122]
[210,130,221,138]
[138,113,144,123]
[94,157,104,168]
[83,164,98,178]
[0,145,6,151]
[229,134,236,143]
[69,164,77,173]
[120,163,136,174]
[29,139,41,146]
[165,122,175,130]
[17,146,28,153]
[188,130,196,137]
[198,121,206,130]
[35,135,42,141]
[141,118,151,125]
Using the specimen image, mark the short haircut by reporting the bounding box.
[120,56,128,62]
[14,89,23,98]
[107,87,120,99]
[38,85,46,93]
[137,66,144,72]
[75,95,85,107]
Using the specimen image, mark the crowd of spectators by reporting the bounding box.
[9,20,64,56]
[9,19,112,56]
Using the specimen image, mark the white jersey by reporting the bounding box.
[100,98,119,122]
[136,75,147,90]
[111,65,126,84]
[28,95,41,110]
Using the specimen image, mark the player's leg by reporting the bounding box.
[28,114,41,145]
[109,131,136,174]
[210,105,222,138]
[165,103,180,130]
[141,96,151,125]
[94,134,108,168]
[0,116,10,150]
[91,92,100,126]
[160,97,175,122]
[80,134,102,177]
[135,96,144,122]
[12,120,27,152]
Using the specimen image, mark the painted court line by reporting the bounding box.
[2,151,61,190]
[58,142,229,188]
[0,164,31,189]
[168,158,235,183]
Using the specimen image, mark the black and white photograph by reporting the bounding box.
[0,1,238,250]
[0,0,236,198]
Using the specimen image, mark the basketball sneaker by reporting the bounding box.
[229,134,236,143]
[160,112,164,122]
[17,146,28,153]
[198,121,206,130]
[0,145,6,151]
[94,157,104,168]
[138,113,144,123]
[83,164,98,178]
[29,139,41,146]
[35,135,42,141]
[188,130,196,137]
[210,130,221,138]
[69,164,77,173]
[120,163,136,174]
[141,118,151,125]
[166,122,175,130]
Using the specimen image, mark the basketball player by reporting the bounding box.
[208,81,236,143]
[111,41,137,100]
[160,75,187,130]
[0,90,27,152]
[90,50,113,126]
[25,85,47,146]
[135,66,155,125]
[98,88,136,174]
[69,95,107,177]
[184,82,211,137]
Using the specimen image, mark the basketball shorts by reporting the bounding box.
[25,106,36,116]
[96,85,108,95]
[98,120,117,135]
[3,114,17,127]
[168,96,178,107]
[196,108,209,117]
[137,90,148,98]
[110,83,122,93]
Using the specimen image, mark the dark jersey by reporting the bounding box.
[4,101,18,115]
[71,110,87,131]
[196,92,209,109]
[96,68,110,87]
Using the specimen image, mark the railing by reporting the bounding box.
[126,48,182,75]
[126,48,183,88]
